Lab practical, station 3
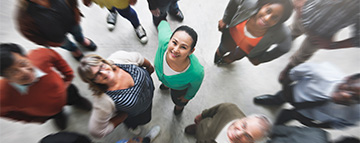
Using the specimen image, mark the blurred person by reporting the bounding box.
[279,0,360,84]
[147,0,184,27]
[254,62,360,129]
[0,43,92,130]
[184,103,272,143]
[16,0,97,61]
[82,0,148,44]
[154,21,204,115]
[78,51,154,137]
[116,125,161,143]
[214,0,293,65]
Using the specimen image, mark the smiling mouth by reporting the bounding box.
[170,52,179,58]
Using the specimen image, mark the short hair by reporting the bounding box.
[77,54,115,96]
[0,43,26,76]
[256,0,293,27]
[247,114,273,138]
[170,25,198,49]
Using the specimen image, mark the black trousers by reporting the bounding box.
[123,103,153,129]
[51,84,83,118]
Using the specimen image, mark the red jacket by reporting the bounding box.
[0,48,74,123]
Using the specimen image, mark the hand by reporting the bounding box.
[177,96,189,103]
[194,114,202,124]
[218,19,226,32]
[151,8,161,17]
[146,64,154,75]
[248,58,260,66]
[82,0,92,6]
[129,0,137,5]
[64,81,71,89]
[309,35,333,49]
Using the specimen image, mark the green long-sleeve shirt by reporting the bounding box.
[154,21,204,100]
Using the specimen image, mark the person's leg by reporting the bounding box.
[61,37,83,61]
[51,110,67,130]
[152,7,167,27]
[66,84,92,111]
[116,6,140,28]
[68,24,97,51]
[117,6,148,44]
[215,28,237,64]
[123,103,152,129]
[170,88,189,115]
[274,109,296,125]
[168,0,183,21]
[224,47,246,62]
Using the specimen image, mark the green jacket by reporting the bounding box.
[154,21,204,100]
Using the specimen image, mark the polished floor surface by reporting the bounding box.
[0,0,359,142]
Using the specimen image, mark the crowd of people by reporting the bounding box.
[0,0,359,142]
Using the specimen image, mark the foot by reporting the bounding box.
[184,124,197,135]
[169,10,184,22]
[159,84,169,90]
[53,111,67,130]
[128,126,142,135]
[82,38,97,51]
[253,94,285,105]
[174,106,184,115]
[107,11,117,31]
[214,51,223,64]
[144,125,161,141]
[71,49,84,61]
[135,25,148,44]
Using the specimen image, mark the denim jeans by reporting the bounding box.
[109,5,140,28]
[60,24,85,52]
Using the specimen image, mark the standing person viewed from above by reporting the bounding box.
[147,0,184,27]
[154,20,204,115]
[16,0,97,61]
[0,43,92,130]
[279,0,360,84]
[82,0,148,44]
[78,51,155,138]
[184,103,272,143]
[214,0,293,65]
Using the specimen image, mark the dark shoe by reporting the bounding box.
[82,38,97,51]
[159,84,169,90]
[73,97,92,111]
[169,10,184,22]
[53,111,67,130]
[174,106,184,115]
[184,124,197,135]
[134,25,148,44]
[71,49,84,61]
[253,94,285,105]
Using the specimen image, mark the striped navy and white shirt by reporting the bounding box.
[301,0,359,46]
[106,64,154,117]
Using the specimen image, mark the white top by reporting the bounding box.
[163,52,190,76]
[244,24,257,38]
[88,50,145,138]
[215,119,237,143]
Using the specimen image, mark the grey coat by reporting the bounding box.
[222,0,292,63]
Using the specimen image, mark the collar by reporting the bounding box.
[9,67,47,95]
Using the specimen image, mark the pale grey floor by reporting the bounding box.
[0,0,359,143]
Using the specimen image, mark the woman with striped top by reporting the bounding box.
[78,51,154,138]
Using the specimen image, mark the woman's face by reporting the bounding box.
[167,31,194,62]
[254,3,284,29]
[89,63,115,84]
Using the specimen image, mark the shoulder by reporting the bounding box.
[189,55,204,76]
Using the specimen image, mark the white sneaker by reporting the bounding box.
[107,11,117,31]
[135,25,148,44]
[128,126,142,135]
[145,125,161,142]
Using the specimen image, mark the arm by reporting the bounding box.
[157,21,172,45]
[141,58,154,74]
[252,33,292,65]
[47,49,74,82]
[184,70,204,100]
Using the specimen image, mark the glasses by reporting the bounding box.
[90,64,105,82]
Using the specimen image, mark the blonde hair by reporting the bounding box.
[77,54,116,96]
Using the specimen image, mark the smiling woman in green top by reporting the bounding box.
[154,20,204,115]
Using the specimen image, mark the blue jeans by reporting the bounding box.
[109,6,140,28]
[61,24,85,52]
